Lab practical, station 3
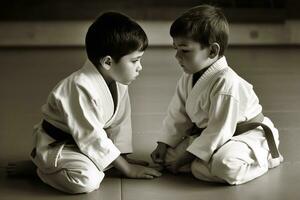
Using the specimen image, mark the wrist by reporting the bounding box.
[112,155,131,175]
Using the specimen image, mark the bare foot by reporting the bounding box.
[6,160,37,178]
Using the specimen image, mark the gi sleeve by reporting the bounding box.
[186,94,239,162]
[58,83,120,171]
[158,75,194,147]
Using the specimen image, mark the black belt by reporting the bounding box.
[42,120,75,145]
[31,120,75,159]
[190,113,280,158]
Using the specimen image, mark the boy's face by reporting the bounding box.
[110,50,144,85]
[172,37,212,74]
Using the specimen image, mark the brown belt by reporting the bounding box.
[190,113,280,158]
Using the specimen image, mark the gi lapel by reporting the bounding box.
[82,60,115,126]
[186,57,229,121]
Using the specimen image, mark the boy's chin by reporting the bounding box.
[118,80,132,85]
[182,68,193,74]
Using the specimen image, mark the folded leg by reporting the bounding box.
[37,146,104,194]
[210,140,269,185]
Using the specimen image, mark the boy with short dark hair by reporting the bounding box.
[8,11,161,194]
[151,5,283,185]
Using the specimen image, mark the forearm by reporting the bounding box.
[112,155,130,175]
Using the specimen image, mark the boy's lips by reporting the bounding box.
[178,62,184,67]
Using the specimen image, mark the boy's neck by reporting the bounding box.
[193,66,210,86]
[206,55,222,69]
[97,65,115,86]
[192,56,222,86]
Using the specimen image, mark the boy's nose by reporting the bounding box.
[137,63,142,72]
[175,51,181,60]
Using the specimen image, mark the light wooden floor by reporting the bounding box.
[0,46,300,200]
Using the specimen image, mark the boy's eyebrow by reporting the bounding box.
[132,56,142,60]
[173,42,188,47]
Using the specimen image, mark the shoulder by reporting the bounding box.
[49,69,79,94]
[216,67,239,84]
[52,67,99,99]
[210,67,243,96]
[210,67,255,101]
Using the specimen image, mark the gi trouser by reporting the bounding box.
[165,117,283,185]
[37,145,105,194]
[31,122,130,194]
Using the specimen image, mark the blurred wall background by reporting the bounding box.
[0,0,293,22]
[0,0,300,46]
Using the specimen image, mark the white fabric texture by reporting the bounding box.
[37,145,105,194]
[159,56,282,184]
[31,59,133,192]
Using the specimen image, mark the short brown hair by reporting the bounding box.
[170,5,229,56]
[85,12,148,67]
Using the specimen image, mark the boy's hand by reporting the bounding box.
[125,164,162,179]
[112,155,161,179]
[151,142,168,164]
[164,151,195,174]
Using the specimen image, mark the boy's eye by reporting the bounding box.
[181,49,190,53]
[174,47,189,53]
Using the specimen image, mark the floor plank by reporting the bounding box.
[0,174,121,200]
[0,46,300,199]
[121,163,300,200]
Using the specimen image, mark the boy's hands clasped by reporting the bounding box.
[113,141,196,179]
[151,142,181,173]
[151,142,196,174]
[151,142,168,164]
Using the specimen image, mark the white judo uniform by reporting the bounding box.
[159,56,283,185]
[31,60,133,193]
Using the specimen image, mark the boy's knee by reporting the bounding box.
[211,153,248,185]
[62,167,104,194]
[38,165,104,194]
[190,159,225,183]
[190,160,210,180]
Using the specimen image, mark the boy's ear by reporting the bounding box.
[209,43,220,59]
[100,56,112,70]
